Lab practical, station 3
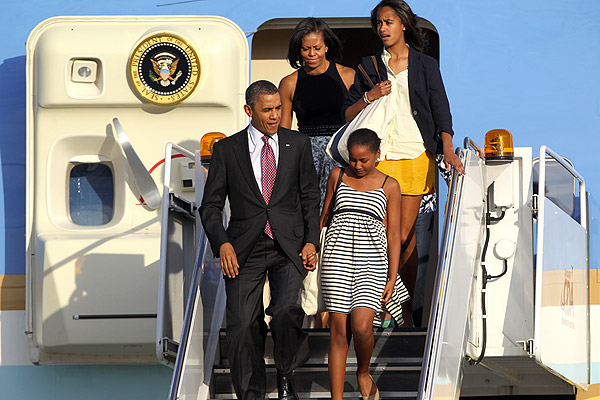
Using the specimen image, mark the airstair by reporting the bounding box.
[158,137,595,399]
[210,328,425,399]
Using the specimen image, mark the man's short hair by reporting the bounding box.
[245,80,279,107]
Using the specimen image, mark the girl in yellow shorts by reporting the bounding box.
[343,0,465,326]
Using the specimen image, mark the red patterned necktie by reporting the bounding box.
[261,135,276,238]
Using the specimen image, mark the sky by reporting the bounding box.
[1,0,599,274]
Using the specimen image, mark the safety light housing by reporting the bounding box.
[200,132,226,162]
[484,129,514,162]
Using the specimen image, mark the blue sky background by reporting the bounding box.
[1,0,599,274]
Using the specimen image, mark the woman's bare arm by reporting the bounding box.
[278,72,298,129]
[344,80,392,122]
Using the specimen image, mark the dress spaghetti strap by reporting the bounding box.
[381,175,390,188]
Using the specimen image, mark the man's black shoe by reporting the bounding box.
[277,374,299,400]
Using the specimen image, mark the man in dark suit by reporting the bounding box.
[200,80,320,400]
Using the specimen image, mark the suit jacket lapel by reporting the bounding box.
[408,47,418,98]
[232,128,265,204]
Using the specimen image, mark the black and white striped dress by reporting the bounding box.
[320,180,409,319]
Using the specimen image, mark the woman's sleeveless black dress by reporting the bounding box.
[292,61,348,209]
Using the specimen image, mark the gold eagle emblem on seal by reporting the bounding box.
[128,33,200,105]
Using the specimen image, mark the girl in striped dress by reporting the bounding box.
[319,128,408,400]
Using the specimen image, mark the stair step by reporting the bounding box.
[212,390,417,399]
[212,363,422,396]
[218,328,427,362]
[260,357,423,365]
[213,328,425,399]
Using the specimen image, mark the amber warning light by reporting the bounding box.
[484,129,514,162]
[200,132,226,162]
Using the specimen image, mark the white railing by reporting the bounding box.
[157,142,228,400]
[534,145,590,389]
[418,145,486,400]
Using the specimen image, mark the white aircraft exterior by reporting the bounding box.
[0,1,598,399]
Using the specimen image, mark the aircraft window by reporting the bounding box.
[532,157,577,219]
[69,163,114,225]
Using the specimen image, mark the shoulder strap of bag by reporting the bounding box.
[371,55,382,84]
[357,64,375,89]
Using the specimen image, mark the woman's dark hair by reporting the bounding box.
[347,129,381,153]
[370,0,424,51]
[287,17,343,69]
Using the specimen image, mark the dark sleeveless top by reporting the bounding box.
[292,61,348,136]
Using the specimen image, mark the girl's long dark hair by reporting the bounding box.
[371,0,424,51]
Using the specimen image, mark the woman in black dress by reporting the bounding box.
[279,17,355,209]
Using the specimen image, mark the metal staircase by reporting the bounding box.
[160,141,591,400]
[210,327,426,399]
[160,144,462,400]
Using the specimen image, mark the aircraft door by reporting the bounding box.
[25,16,248,363]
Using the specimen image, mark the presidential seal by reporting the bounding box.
[129,33,200,105]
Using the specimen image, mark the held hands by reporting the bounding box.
[381,279,395,304]
[219,242,239,278]
[366,80,392,103]
[300,243,318,271]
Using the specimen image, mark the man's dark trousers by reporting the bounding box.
[225,233,309,400]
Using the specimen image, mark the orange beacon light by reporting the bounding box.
[200,132,226,162]
[484,129,514,161]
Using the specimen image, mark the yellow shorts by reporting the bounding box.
[376,150,435,196]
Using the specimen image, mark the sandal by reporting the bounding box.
[360,374,379,400]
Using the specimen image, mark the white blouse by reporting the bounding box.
[381,49,426,160]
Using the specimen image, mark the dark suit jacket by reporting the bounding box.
[343,48,454,155]
[199,126,320,274]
